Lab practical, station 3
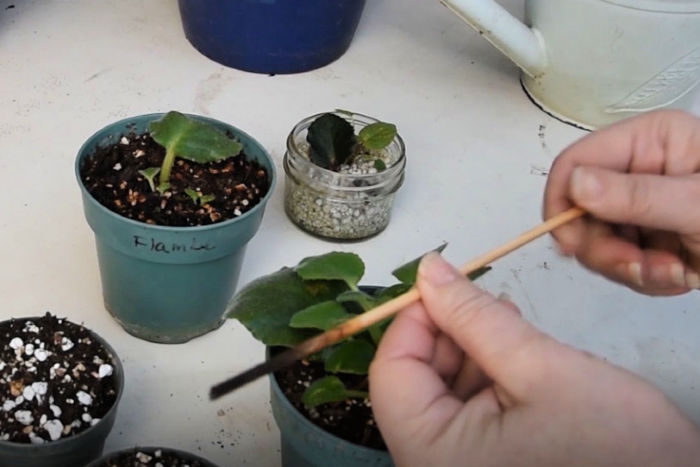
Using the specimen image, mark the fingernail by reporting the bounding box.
[629,262,644,287]
[650,263,686,288]
[670,264,686,288]
[419,252,459,285]
[686,272,700,289]
[571,167,603,202]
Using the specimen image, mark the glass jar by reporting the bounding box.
[283,111,406,240]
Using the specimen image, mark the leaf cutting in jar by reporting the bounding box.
[306,113,356,171]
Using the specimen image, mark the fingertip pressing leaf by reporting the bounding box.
[324,339,375,374]
[138,167,160,192]
[289,301,353,331]
[358,122,397,150]
[295,252,365,289]
[301,376,367,408]
[392,243,448,285]
[306,113,356,170]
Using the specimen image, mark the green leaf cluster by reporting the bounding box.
[148,111,243,192]
[226,246,490,409]
[306,112,398,172]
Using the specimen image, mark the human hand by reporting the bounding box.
[369,253,700,467]
[544,110,700,295]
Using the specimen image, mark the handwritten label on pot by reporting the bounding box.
[132,235,215,254]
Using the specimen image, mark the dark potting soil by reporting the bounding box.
[80,131,270,227]
[275,358,386,450]
[96,448,209,467]
[0,313,118,444]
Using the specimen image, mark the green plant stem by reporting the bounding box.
[159,146,176,189]
[345,389,369,399]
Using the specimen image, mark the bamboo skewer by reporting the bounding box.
[210,206,585,400]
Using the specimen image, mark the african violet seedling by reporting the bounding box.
[307,113,397,171]
[145,111,243,192]
[227,245,490,408]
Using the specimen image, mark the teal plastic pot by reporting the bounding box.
[269,362,394,467]
[75,113,276,344]
[0,317,125,467]
[87,446,218,466]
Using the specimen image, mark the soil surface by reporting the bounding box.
[80,131,270,227]
[0,313,119,444]
[275,358,386,450]
[96,448,209,466]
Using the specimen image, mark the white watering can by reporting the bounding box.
[441,0,700,128]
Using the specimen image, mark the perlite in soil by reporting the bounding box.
[283,111,406,240]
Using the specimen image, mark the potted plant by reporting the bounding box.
[284,110,406,241]
[226,246,489,466]
[87,446,217,466]
[0,313,124,467]
[177,0,367,74]
[75,111,276,343]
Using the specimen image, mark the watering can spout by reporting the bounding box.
[441,0,547,77]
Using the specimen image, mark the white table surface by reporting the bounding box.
[1,1,698,465]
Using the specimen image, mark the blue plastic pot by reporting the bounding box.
[0,317,124,467]
[268,355,394,467]
[75,113,276,344]
[178,0,367,74]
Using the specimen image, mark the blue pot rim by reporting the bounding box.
[86,446,218,466]
[74,112,277,234]
[0,316,125,451]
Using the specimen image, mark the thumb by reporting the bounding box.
[570,166,700,234]
[417,253,557,401]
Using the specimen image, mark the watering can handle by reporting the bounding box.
[440,0,547,77]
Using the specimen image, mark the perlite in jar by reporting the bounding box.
[283,112,405,240]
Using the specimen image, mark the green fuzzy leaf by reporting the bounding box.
[325,339,375,375]
[336,290,377,311]
[358,122,397,150]
[368,318,393,345]
[200,193,216,205]
[376,283,411,303]
[226,267,347,347]
[149,111,242,189]
[138,167,161,192]
[374,159,386,172]
[184,187,200,204]
[149,111,242,164]
[301,376,368,408]
[296,252,365,289]
[289,301,353,331]
[306,113,356,171]
[392,244,448,285]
